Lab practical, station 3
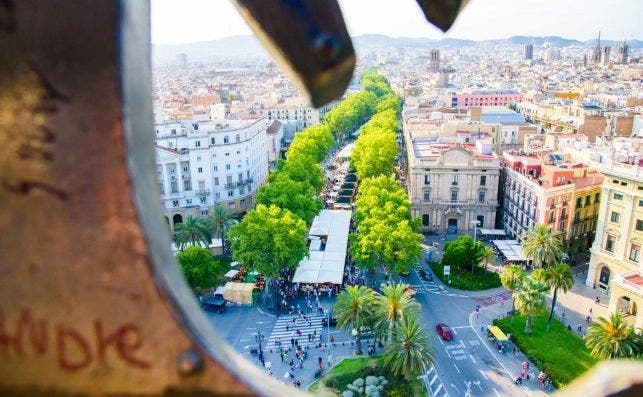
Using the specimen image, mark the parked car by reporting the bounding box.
[351,326,374,339]
[201,293,227,313]
[435,323,454,341]
[419,268,433,282]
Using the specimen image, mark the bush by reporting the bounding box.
[176,246,220,289]
[429,260,501,291]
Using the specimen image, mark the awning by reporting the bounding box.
[487,325,508,341]
[230,261,240,268]
[224,269,239,279]
[222,282,254,304]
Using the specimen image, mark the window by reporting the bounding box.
[480,175,486,186]
[424,174,430,185]
[197,167,203,173]
[422,214,430,227]
[576,197,582,207]
[223,136,229,144]
[228,202,236,210]
[476,215,484,227]
[201,209,208,216]
[182,166,189,172]
[235,134,240,143]
[574,212,581,222]
[214,177,219,186]
[452,174,459,185]
[549,212,555,223]
[211,137,215,144]
[585,195,591,205]
[196,155,201,161]
[423,191,430,202]
[613,193,623,200]
[610,211,620,223]
[478,191,486,203]
[195,140,201,148]
[630,244,640,262]
[186,199,192,205]
[200,197,206,204]
[170,181,178,193]
[605,235,616,252]
[171,128,176,135]
[639,199,643,207]
[595,193,600,203]
[213,165,218,171]
[183,180,191,191]
[636,219,643,232]
[225,164,231,170]
[225,152,230,157]
[240,199,246,207]
[228,190,234,198]
[172,200,179,207]
[451,190,458,202]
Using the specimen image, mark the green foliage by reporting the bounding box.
[384,316,434,381]
[514,277,548,334]
[585,313,643,359]
[176,246,220,289]
[441,235,478,272]
[227,205,308,277]
[203,205,238,254]
[325,91,378,138]
[495,313,598,387]
[500,264,525,292]
[287,123,334,163]
[351,108,398,180]
[376,95,401,116]
[373,283,421,341]
[522,224,564,268]
[429,260,501,290]
[333,285,376,354]
[361,70,395,98]
[256,173,322,224]
[539,263,574,328]
[173,215,209,250]
[308,356,422,396]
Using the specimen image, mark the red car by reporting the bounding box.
[435,323,454,341]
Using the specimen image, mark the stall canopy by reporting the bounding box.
[487,325,508,341]
[224,269,240,279]
[479,229,506,236]
[222,282,254,304]
[292,210,351,285]
[337,143,355,159]
[492,239,527,261]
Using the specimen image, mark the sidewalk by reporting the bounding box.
[473,300,553,396]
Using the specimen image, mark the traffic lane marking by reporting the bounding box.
[479,369,488,380]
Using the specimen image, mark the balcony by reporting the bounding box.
[195,189,211,196]
[225,178,254,189]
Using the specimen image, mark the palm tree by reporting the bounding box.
[333,285,376,355]
[173,215,209,250]
[384,316,434,381]
[478,245,496,271]
[522,224,564,268]
[500,264,525,316]
[539,263,574,331]
[204,205,238,255]
[585,313,642,359]
[373,283,420,343]
[514,277,547,334]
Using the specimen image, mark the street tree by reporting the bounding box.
[204,205,238,256]
[376,94,401,116]
[373,283,420,343]
[538,263,574,331]
[522,224,564,268]
[173,215,209,251]
[227,204,308,277]
[256,173,322,225]
[333,285,376,355]
[279,155,325,193]
[500,264,525,316]
[514,277,547,334]
[351,129,398,180]
[441,235,477,273]
[585,313,642,359]
[176,246,220,290]
[478,245,496,270]
[384,316,434,382]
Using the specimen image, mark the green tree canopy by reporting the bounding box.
[278,155,325,193]
[384,316,434,381]
[176,246,220,289]
[441,235,478,273]
[256,173,322,224]
[514,277,547,334]
[585,313,642,359]
[203,205,238,255]
[539,263,574,330]
[350,129,398,180]
[373,283,421,341]
[173,215,209,251]
[522,224,564,268]
[227,205,308,277]
[333,285,376,355]
[501,264,525,315]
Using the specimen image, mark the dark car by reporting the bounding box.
[201,293,227,313]
[419,268,433,282]
[321,311,337,326]
[435,323,454,341]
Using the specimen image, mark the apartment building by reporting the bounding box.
[586,163,643,328]
[155,118,269,232]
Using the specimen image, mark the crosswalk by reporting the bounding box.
[422,364,449,397]
[412,266,468,298]
[264,314,327,350]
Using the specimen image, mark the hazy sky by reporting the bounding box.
[151,0,642,44]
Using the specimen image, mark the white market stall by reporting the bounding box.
[292,210,351,285]
[492,239,527,262]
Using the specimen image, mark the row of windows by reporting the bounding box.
[604,236,640,263]
[422,190,486,203]
[575,193,600,207]
[423,174,486,186]
[169,197,247,210]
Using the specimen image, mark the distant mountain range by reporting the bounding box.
[153,34,642,65]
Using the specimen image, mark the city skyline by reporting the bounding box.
[152,0,643,45]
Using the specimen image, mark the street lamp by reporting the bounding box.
[472,220,481,245]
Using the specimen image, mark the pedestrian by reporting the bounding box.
[567,324,572,331]
[318,356,323,365]
[595,296,600,304]
[577,324,582,333]
[589,307,593,315]
[291,337,295,347]
[280,352,284,362]
[328,354,333,367]
[586,315,591,324]
[308,333,312,342]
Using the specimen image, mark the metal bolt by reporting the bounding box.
[177,349,203,375]
[312,32,340,61]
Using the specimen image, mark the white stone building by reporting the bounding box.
[155,118,269,232]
